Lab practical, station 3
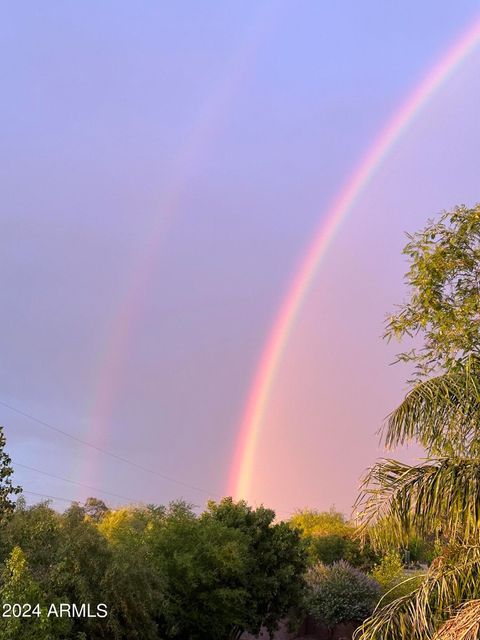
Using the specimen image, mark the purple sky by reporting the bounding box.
[2,1,480,516]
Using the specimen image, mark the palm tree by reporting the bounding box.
[353,356,480,639]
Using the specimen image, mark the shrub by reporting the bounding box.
[305,560,381,628]
[371,551,425,605]
[377,571,424,605]
[371,551,403,591]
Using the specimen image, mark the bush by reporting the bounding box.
[371,551,403,591]
[305,561,381,628]
[371,552,425,605]
[377,571,424,605]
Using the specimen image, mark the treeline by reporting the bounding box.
[0,424,433,640]
[0,492,307,640]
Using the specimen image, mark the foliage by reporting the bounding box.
[371,551,403,591]
[433,599,480,640]
[290,508,351,537]
[98,506,163,640]
[148,501,248,640]
[290,508,377,569]
[305,560,381,628]
[371,552,423,606]
[385,204,480,379]
[205,498,308,636]
[354,545,480,640]
[0,547,54,640]
[355,204,480,639]
[0,427,21,522]
[383,357,480,456]
[1,488,305,639]
[356,457,480,547]
[83,497,109,522]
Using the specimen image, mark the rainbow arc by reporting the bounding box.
[229,16,480,501]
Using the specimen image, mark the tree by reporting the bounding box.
[0,546,54,640]
[83,497,109,522]
[289,508,363,565]
[289,508,373,567]
[98,506,163,640]
[354,204,480,639]
[385,204,480,379]
[204,498,308,637]
[48,503,112,639]
[147,501,248,640]
[0,427,21,522]
[0,502,62,575]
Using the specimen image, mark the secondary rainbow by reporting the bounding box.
[78,5,285,491]
[229,16,480,501]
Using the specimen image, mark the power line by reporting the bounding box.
[22,489,78,505]
[0,399,220,499]
[13,461,135,504]
[3,401,295,517]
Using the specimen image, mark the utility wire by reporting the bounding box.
[22,489,79,505]
[13,461,136,504]
[0,399,220,498]
[3,401,295,517]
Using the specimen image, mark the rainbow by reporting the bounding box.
[229,16,480,501]
[79,4,285,489]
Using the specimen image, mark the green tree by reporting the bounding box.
[0,547,53,640]
[48,503,111,639]
[98,506,163,640]
[83,497,109,522]
[355,204,480,639]
[205,498,308,638]
[289,508,375,568]
[0,502,62,577]
[385,204,480,380]
[148,501,248,640]
[0,427,21,522]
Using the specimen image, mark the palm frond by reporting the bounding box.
[354,545,480,640]
[354,458,480,549]
[383,356,480,456]
[433,600,480,640]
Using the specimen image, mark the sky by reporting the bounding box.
[1,1,480,516]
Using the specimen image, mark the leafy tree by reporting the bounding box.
[385,204,480,379]
[0,427,21,522]
[98,506,163,640]
[371,551,403,592]
[305,561,380,632]
[369,551,422,606]
[148,501,248,640]
[0,502,62,578]
[83,497,109,522]
[355,204,480,639]
[290,508,350,537]
[48,503,111,639]
[0,546,54,640]
[205,498,308,637]
[289,508,375,568]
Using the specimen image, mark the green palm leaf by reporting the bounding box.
[383,356,480,456]
[355,458,480,548]
[354,546,480,640]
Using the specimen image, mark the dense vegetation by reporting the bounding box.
[355,204,480,639]
[0,459,309,640]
